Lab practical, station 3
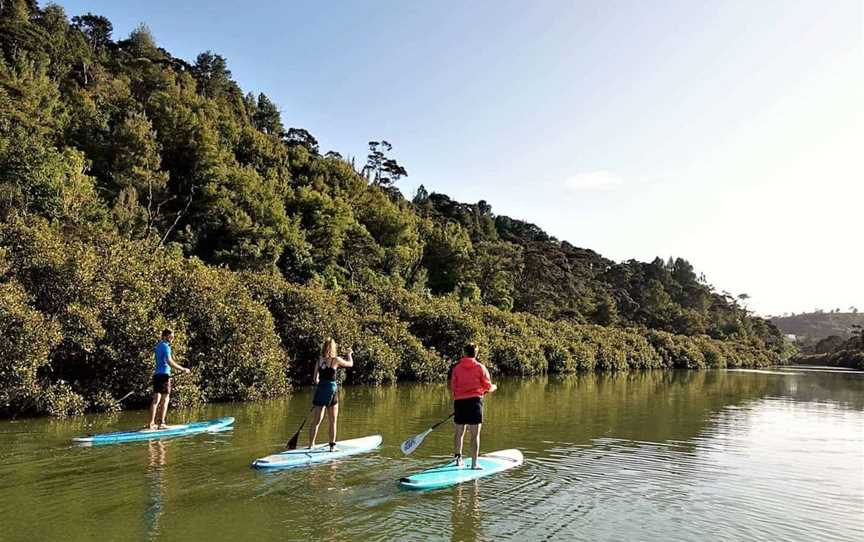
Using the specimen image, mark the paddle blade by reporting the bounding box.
[286,430,300,450]
[285,416,308,449]
[401,428,432,455]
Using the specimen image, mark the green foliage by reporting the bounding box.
[646,330,706,369]
[166,260,290,402]
[0,278,62,415]
[0,6,787,416]
[37,380,86,417]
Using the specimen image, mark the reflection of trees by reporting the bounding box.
[323,370,862,456]
[772,370,864,409]
[145,439,166,540]
[235,370,862,463]
[304,463,341,540]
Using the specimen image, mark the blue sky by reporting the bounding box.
[55,0,862,316]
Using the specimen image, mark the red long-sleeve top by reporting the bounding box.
[450,357,493,400]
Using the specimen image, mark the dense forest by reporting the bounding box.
[0,2,789,417]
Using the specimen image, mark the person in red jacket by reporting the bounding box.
[449,343,497,469]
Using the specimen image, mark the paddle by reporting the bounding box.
[115,391,135,405]
[400,412,455,455]
[285,407,314,450]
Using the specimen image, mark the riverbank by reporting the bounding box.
[790,351,864,370]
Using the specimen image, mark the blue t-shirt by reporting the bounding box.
[154,341,172,376]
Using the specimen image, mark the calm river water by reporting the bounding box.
[1,368,862,541]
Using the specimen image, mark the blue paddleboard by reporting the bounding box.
[73,416,235,444]
[398,449,524,490]
[252,435,383,469]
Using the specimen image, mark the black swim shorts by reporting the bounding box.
[454,396,483,425]
[153,373,171,394]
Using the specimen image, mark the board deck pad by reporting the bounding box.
[252,435,383,469]
[398,449,524,490]
[73,417,235,444]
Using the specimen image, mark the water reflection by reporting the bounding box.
[451,482,482,542]
[0,368,861,541]
[145,439,166,540]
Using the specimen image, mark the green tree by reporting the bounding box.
[253,93,283,135]
[191,50,232,98]
[108,111,170,237]
[126,23,158,58]
[71,13,112,51]
[362,140,407,188]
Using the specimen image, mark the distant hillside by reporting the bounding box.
[772,312,864,341]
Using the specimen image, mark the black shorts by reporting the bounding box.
[312,382,338,407]
[153,374,171,394]
[454,397,483,425]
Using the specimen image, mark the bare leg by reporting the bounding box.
[158,394,170,428]
[469,424,482,469]
[454,424,466,466]
[326,403,339,449]
[147,393,161,429]
[308,406,326,448]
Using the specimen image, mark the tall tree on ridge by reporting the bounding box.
[253,93,283,135]
[363,140,407,188]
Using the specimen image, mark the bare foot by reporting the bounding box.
[157,424,167,430]
[455,455,464,467]
[470,463,484,470]
[146,423,157,430]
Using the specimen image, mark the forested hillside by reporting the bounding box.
[771,312,864,342]
[0,2,787,416]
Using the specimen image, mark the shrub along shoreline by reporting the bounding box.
[790,352,864,370]
[1,218,782,418]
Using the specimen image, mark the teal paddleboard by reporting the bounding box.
[252,435,383,469]
[73,417,234,444]
[399,449,524,490]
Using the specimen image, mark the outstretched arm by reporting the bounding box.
[336,348,354,368]
[313,360,320,384]
[167,353,190,374]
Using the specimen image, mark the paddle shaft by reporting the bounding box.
[431,412,455,429]
[400,412,455,454]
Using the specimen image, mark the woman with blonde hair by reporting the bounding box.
[308,337,353,450]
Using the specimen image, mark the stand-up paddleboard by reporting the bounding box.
[252,435,382,469]
[73,417,235,444]
[398,449,523,490]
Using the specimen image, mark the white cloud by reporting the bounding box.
[564,171,625,191]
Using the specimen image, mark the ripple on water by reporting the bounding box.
[1,373,863,541]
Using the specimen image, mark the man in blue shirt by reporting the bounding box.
[148,329,190,429]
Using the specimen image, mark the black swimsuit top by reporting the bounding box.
[319,359,337,382]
